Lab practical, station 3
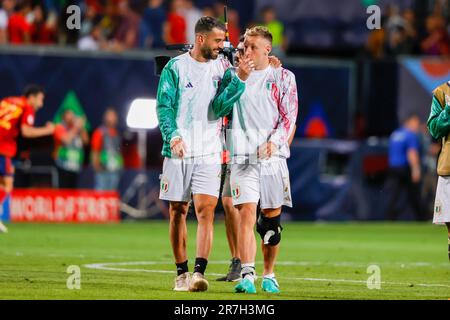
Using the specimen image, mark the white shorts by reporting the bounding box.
[159,157,222,202]
[433,176,450,224]
[221,165,232,198]
[229,160,292,209]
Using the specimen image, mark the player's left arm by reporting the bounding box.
[269,69,299,150]
[212,68,246,117]
[288,124,297,146]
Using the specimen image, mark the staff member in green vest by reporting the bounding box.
[427,80,450,261]
[53,109,89,189]
[91,108,123,191]
[261,6,286,57]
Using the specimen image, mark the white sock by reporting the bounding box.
[264,273,275,279]
[241,263,256,283]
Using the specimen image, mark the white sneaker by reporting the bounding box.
[173,272,191,291]
[189,272,209,292]
[0,221,8,233]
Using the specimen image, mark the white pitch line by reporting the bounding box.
[7,251,449,268]
[287,277,450,288]
[83,261,450,289]
[86,260,450,267]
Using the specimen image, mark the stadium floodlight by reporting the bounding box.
[126,98,158,130]
[123,98,159,217]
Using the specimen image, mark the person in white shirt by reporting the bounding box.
[0,0,16,44]
[156,16,253,293]
[0,9,7,43]
[212,26,298,294]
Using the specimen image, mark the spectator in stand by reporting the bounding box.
[163,0,187,45]
[30,4,57,44]
[381,5,404,55]
[79,3,99,38]
[261,6,286,55]
[384,6,420,56]
[402,8,418,40]
[0,7,7,44]
[400,8,420,54]
[365,28,386,59]
[109,0,141,51]
[385,24,417,56]
[53,109,89,189]
[0,0,16,44]
[91,108,123,191]
[140,0,166,48]
[182,0,202,44]
[384,4,404,35]
[421,14,450,56]
[0,8,5,44]
[8,0,32,45]
[98,0,119,43]
[77,20,106,50]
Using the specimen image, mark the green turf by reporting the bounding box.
[0,221,449,300]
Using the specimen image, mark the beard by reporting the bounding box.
[200,45,219,60]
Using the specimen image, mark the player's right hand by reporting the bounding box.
[257,141,278,160]
[237,57,254,81]
[170,137,187,158]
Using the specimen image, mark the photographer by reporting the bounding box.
[53,109,89,189]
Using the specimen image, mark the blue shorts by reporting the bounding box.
[0,155,14,177]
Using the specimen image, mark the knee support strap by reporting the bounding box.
[256,214,283,246]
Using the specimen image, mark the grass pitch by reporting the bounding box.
[0,221,449,300]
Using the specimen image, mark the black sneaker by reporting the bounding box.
[226,257,241,282]
[216,258,241,282]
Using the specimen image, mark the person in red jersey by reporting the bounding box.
[0,85,55,232]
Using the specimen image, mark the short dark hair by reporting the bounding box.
[195,16,226,34]
[23,84,45,98]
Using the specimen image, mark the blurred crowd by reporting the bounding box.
[366,2,450,58]
[0,0,286,54]
[0,0,448,56]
